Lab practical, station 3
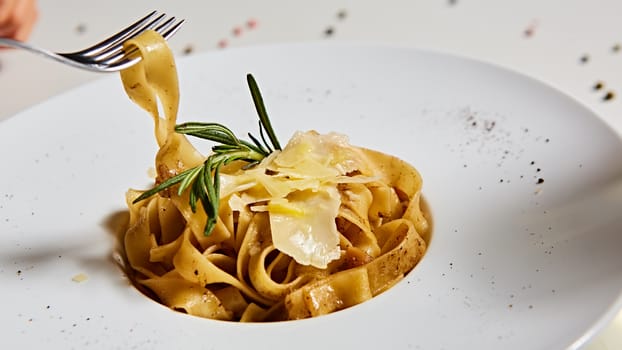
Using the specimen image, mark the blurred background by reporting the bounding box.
[0,1,620,348]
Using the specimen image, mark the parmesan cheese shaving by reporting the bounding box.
[219,130,374,268]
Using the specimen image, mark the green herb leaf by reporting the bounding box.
[175,122,241,146]
[247,74,281,151]
[177,165,203,196]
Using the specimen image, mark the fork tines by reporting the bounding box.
[61,11,184,71]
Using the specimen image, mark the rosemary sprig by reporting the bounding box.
[133,74,281,235]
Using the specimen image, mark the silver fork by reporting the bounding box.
[0,11,184,72]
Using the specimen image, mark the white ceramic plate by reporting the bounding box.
[1,43,622,350]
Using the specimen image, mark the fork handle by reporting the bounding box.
[0,38,101,70]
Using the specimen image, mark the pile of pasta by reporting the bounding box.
[119,31,430,322]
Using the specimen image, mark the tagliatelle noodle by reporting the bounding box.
[119,30,430,322]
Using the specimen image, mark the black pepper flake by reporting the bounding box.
[324,27,335,37]
[579,54,589,64]
[182,45,194,55]
[75,23,87,35]
[603,91,615,101]
[612,43,621,53]
[593,81,604,91]
[530,161,535,165]
[536,178,544,184]
[337,9,347,20]
[448,0,458,5]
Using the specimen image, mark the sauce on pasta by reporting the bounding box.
[119,30,430,322]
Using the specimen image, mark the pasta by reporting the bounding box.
[119,30,430,322]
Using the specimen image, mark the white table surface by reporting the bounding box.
[1,1,620,348]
